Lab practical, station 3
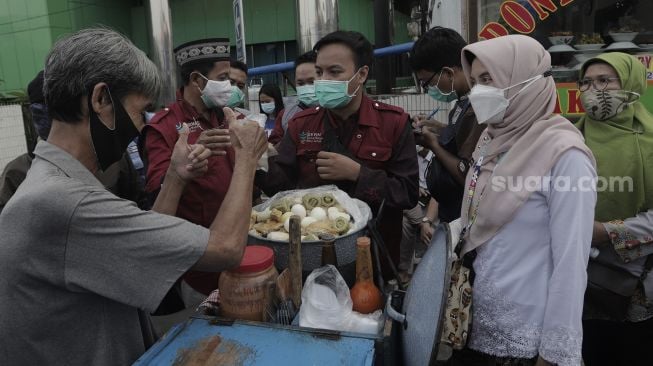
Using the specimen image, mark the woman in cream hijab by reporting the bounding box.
[452,35,597,365]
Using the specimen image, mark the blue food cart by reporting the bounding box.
[134,222,452,366]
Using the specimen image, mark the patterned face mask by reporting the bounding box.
[580,89,640,121]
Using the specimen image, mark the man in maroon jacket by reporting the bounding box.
[144,38,238,303]
[256,31,419,275]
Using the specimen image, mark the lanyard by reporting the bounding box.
[458,136,491,247]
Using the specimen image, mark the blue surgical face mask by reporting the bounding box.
[226,86,245,108]
[261,102,276,114]
[296,84,318,106]
[427,69,457,103]
[314,69,362,109]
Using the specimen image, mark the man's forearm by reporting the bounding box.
[151,170,186,215]
[195,156,258,271]
[424,198,438,221]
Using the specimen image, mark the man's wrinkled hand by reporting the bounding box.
[170,123,212,181]
[316,151,361,181]
[196,128,231,156]
[223,107,267,162]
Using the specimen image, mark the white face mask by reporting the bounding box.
[197,74,232,109]
[469,73,546,125]
[261,102,276,114]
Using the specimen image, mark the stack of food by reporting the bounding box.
[249,192,354,242]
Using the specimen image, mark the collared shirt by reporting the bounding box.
[0,141,208,366]
[256,95,419,265]
[144,90,236,294]
[258,95,418,210]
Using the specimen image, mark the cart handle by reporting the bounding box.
[385,295,407,329]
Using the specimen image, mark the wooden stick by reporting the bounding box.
[288,215,303,308]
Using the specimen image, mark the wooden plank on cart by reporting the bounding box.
[288,215,303,308]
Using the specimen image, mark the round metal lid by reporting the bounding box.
[401,222,452,366]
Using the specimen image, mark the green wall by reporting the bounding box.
[0,0,52,93]
[0,0,411,94]
[0,0,132,93]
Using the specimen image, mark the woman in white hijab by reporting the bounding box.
[451,35,597,365]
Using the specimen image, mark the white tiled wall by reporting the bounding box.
[0,104,27,173]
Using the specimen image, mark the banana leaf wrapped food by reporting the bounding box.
[320,193,337,208]
[302,193,321,211]
[333,216,350,235]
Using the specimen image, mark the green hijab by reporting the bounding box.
[576,52,653,222]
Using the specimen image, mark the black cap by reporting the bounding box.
[174,38,230,67]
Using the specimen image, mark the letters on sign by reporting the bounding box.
[479,0,576,40]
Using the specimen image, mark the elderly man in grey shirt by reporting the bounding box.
[0,28,267,366]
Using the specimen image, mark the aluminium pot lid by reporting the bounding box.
[401,222,452,366]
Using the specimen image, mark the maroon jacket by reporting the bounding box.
[144,90,236,295]
[256,95,419,270]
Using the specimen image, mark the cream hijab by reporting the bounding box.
[459,35,595,256]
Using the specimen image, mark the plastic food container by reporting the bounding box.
[218,246,279,321]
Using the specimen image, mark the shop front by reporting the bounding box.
[469,0,653,119]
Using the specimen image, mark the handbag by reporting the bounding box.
[439,136,489,350]
[440,247,474,349]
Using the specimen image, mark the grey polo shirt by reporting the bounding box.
[0,141,209,365]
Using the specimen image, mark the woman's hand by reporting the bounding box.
[591,221,610,247]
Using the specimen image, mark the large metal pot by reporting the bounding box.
[247,226,367,271]
[247,187,371,271]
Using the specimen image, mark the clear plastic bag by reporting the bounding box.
[299,265,353,330]
[299,265,383,335]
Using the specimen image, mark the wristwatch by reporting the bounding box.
[421,217,434,226]
[458,159,468,174]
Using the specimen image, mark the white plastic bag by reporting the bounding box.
[234,108,271,171]
[299,265,353,331]
[253,185,371,234]
[299,265,383,335]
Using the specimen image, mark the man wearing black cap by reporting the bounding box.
[144,38,240,303]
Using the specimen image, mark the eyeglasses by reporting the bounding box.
[420,71,439,90]
[577,77,620,92]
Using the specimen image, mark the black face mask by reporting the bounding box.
[88,87,139,171]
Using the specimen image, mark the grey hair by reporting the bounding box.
[44,27,162,123]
